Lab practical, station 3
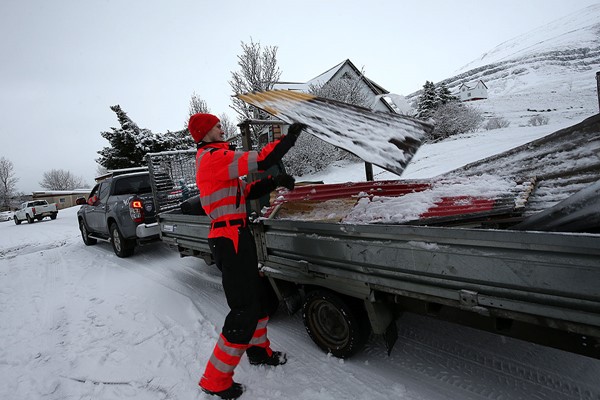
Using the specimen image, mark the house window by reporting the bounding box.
[59,198,66,203]
[468,92,472,97]
[341,72,353,80]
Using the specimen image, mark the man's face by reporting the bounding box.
[204,123,224,142]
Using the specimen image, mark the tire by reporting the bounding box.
[79,219,97,246]
[302,289,371,358]
[26,214,34,224]
[50,213,57,220]
[110,222,135,258]
[14,216,21,225]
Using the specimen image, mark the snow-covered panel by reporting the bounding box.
[267,175,532,226]
[238,90,431,176]
[445,113,600,215]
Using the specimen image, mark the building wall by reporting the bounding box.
[32,191,91,209]
[458,81,488,101]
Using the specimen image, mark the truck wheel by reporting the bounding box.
[79,219,97,246]
[14,216,21,225]
[50,213,57,220]
[110,223,135,258]
[302,289,371,358]
[26,214,34,224]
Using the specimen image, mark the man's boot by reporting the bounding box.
[201,382,245,399]
[247,347,288,366]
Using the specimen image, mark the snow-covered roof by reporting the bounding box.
[274,59,397,112]
[459,80,488,90]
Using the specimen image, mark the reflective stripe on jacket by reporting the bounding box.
[195,140,280,250]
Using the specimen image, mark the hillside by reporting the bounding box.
[406,4,600,126]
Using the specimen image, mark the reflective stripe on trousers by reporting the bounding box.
[199,334,248,392]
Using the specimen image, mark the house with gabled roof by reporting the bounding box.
[457,80,488,101]
[273,59,412,114]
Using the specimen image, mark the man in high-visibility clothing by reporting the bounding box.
[189,113,305,399]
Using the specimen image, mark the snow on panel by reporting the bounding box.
[238,90,432,176]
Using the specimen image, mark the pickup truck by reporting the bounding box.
[146,117,600,360]
[77,168,160,257]
[14,200,58,224]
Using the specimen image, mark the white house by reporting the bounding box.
[457,80,488,101]
[273,59,411,114]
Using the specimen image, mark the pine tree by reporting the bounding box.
[416,81,437,119]
[96,105,194,170]
[436,82,458,106]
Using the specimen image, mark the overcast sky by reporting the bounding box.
[1,0,599,193]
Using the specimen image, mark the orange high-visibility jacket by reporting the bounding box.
[195,140,281,250]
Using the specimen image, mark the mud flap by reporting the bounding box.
[384,321,398,356]
[364,300,398,355]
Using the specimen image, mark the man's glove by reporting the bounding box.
[273,174,295,190]
[287,123,307,144]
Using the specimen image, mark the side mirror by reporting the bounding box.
[75,197,86,205]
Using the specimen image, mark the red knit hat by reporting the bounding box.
[188,113,219,142]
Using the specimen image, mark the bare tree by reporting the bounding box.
[283,71,373,176]
[308,69,371,108]
[219,113,238,140]
[0,157,19,210]
[429,102,484,141]
[186,92,211,127]
[39,169,88,190]
[96,164,108,178]
[229,38,282,143]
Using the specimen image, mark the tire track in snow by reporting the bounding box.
[384,316,600,400]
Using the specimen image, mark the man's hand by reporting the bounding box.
[287,123,307,144]
[273,174,295,190]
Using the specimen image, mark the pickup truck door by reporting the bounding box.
[85,182,110,234]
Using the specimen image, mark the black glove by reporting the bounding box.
[287,123,307,144]
[273,174,295,190]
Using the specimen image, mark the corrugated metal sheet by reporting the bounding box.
[267,178,533,226]
[444,113,600,217]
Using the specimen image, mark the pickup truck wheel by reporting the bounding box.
[14,216,21,225]
[26,214,34,224]
[50,213,57,220]
[79,220,97,245]
[110,223,135,258]
[302,289,370,359]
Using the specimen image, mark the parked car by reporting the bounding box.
[0,211,13,222]
[14,200,58,224]
[76,169,159,257]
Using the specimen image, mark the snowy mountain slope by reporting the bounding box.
[405,4,600,128]
[456,4,600,73]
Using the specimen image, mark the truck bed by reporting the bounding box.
[149,116,600,359]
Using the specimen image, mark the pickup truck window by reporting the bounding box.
[97,182,110,204]
[32,201,48,206]
[113,175,152,196]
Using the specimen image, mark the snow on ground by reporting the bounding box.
[2,111,600,399]
[2,206,600,400]
[298,117,577,184]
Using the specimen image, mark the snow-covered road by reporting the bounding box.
[1,207,599,400]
